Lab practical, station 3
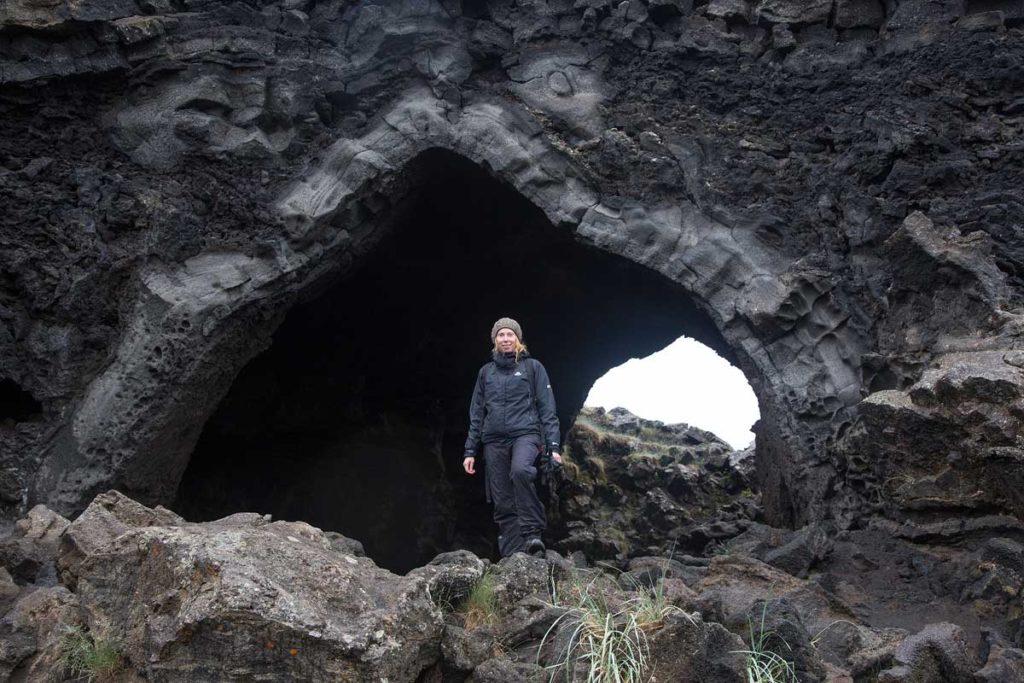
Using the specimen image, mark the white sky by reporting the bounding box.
[584,336,759,449]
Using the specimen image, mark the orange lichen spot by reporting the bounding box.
[289,648,299,656]
[265,641,275,650]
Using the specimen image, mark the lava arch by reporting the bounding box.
[175,148,735,571]
[34,91,864,538]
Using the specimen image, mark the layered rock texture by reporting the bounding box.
[3,0,1023,540]
[552,407,1024,678]
[3,0,1024,679]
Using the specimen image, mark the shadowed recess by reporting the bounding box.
[175,149,742,573]
[0,378,42,425]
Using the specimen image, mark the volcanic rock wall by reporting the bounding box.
[1,0,1023,544]
[553,406,759,560]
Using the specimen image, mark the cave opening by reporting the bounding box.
[584,335,760,450]
[0,378,42,427]
[176,148,744,573]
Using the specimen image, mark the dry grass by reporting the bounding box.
[461,572,499,630]
[541,568,693,683]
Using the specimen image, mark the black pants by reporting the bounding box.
[483,434,545,557]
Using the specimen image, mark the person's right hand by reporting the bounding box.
[463,457,476,474]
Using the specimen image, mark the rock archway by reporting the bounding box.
[175,148,732,571]
[23,0,1009,541]
[31,91,864,536]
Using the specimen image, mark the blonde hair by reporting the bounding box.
[494,339,528,362]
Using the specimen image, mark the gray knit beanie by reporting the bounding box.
[491,317,523,343]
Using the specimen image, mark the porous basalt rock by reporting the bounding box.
[2,2,1024,668]
[646,611,746,682]
[0,584,83,681]
[553,406,760,559]
[0,504,69,585]
[56,491,444,681]
[4,492,1024,682]
[877,622,978,683]
[1,0,1022,546]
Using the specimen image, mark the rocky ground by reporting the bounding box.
[2,489,1023,682]
[2,410,1022,681]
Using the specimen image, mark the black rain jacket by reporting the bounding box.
[464,350,560,458]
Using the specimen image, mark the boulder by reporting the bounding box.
[884,0,964,32]
[982,537,1024,575]
[59,491,444,682]
[324,530,366,557]
[409,549,487,610]
[0,585,82,681]
[957,11,1005,32]
[624,555,690,584]
[487,552,555,607]
[728,444,757,484]
[689,554,906,677]
[647,611,746,681]
[758,524,834,578]
[877,623,977,683]
[975,628,1024,682]
[0,504,70,585]
[441,624,500,674]
[746,597,826,682]
[707,0,753,22]
[836,346,1024,526]
[57,490,185,589]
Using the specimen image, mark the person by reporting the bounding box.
[463,317,562,558]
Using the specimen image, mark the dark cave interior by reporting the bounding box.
[176,149,742,573]
[0,378,42,426]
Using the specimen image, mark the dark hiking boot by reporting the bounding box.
[525,537,546,557]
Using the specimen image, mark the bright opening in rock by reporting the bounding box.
[175,149,746,573]
[0,378,42,426]
[584,337,760,449]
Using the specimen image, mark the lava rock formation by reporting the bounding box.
[3,0,1024,680]
[3,0,1023,538]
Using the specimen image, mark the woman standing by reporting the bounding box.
[463,317,562,557]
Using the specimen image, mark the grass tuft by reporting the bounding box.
[461,571,499,630]
[540,569,691,683]
[628,575,691,631]
[732,602,797,683]
[58,624,123,683]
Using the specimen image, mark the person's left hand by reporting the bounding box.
[551,451,562,465]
